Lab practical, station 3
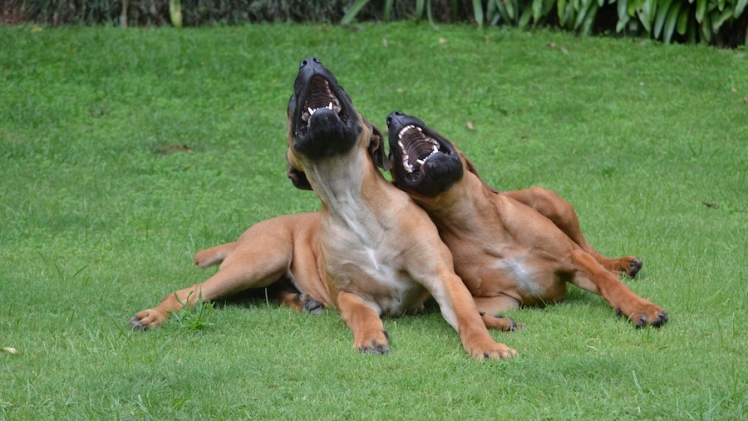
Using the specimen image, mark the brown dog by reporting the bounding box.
[130,213,332,330]
[385,111,668,328]
[285,57,515,359]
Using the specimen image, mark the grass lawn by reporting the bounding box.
[1,23,747,419]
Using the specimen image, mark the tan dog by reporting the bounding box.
[284,57,515,359]
[130,213,332,330]
[385,111,668,328]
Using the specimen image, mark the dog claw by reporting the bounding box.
[628,258,643,278]
[301,298,324,315]
[129,316,148,331]
[617,306,669,328]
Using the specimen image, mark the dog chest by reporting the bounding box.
[324,240,428,317]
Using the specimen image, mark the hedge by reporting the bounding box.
[1,0,746,46]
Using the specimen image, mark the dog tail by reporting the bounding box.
[194,242,237,268]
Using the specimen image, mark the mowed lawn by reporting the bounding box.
[1,23,747,419]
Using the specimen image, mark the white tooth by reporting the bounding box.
[416,159,425,165]
[308,107,315,115]
[398,141,405,149]
[327,102,333,110]
[416,127,422,132]
[433,145,439,154]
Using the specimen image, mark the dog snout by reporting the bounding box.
[386,111,405,127]
[299,56,322,70]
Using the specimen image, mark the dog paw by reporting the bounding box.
[300,295,325,315]
[469,341,517,361]
[480,312,521,332]
[354,331,389,354]
[615,304,668,328]
[129,309,167,330]
[626,258,643,278]
[129,315,148,330]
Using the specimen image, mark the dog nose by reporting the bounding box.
[386,111,405,127]
[299,56,321,70]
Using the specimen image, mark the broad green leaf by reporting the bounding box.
[494,0,511,23]
[618,0,628,19]
[543,0,556,14]
[487,0,497,20]
[654,0,673,38]
[616,15,630,31]
[581,2,600,34]
[664,1,682,43]
[519,6,534,28]
[473,0,484,27]
[696,0,706,22]
[340,0,371,25]
[637,0,655,33]
[383,0,394,21]
[575,0,595,30]
[677,6,689,35]
[427,0,440,29]
[506,0,516,20]
[711,8,733,31]
[736,0,748,16]
[700,12,712,42]
[533,0,543,21]
[717,0,725,12]
[558,0,568,22]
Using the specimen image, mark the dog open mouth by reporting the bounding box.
[288,57,359,160]
[396,124,444,180]
[387,111,463,196]
[296,75,349,140]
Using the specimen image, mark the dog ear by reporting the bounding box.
[365,119,391,171]
[286,155,312,190]
[460,152,500,194]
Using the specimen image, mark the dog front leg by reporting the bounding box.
[431,274,518,360]
[336,291,389,354]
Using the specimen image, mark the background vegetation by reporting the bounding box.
[2,0,747,46]
[1,24,747,418]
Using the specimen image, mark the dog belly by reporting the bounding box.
[468,256,568,305]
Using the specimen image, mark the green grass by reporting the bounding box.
[1,23,747,419]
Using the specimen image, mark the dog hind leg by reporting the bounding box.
[473,295,521,331]
[506,187,642,278]
[130,225,296,330]
[568,250,667,328]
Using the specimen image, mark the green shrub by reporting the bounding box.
[2,0,746,46]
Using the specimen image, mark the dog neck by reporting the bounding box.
[417,172,498,234]
[306,149,392,237]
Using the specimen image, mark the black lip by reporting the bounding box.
[288,57,360,160]
[386,111,463,197]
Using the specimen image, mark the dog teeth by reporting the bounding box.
[307,102,335,117]
[398,125,416,139]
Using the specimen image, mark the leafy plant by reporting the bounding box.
[169,0,183,27]
[170,291,214,330]
[617,0,748,44]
